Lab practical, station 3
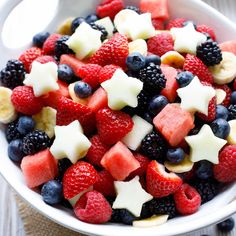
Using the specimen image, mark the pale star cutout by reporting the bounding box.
[171,23,207,54]
[113,176,153,217]
[24,61,59,97]
[177,76,215,115]
[185,124,227,164]
[50,120,91,164]
[101,69,143,110]
[66,22,102,60]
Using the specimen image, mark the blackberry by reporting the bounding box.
[135,90,152,115]
[197,40,222,66]
[110,209,122,223]
[125,5,140,14]
[110,209,137,225]
[149,196,177,219]
[57,158,73,182]
[140,202,153,219]
[139,63,166,95]
[121,106,136,117]
[89,22,108,41]
[0,59,25,89]
[55,36,74,58]
[141,131,166,162]
[22,130,50,155]
[6,120,22,143]
[192,179,219,204]
[71,17,85,33]
[227,104,236,120]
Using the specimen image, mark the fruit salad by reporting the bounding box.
[0,0,236,227]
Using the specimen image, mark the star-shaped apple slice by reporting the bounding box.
[185,124,227,164]
[24,61,59,97]
[50,120,91,164]
[112,176,153,217]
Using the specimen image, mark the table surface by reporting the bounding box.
[0,0,236,236]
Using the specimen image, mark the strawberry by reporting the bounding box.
[89,33,129,68]
[197,96,216,122]
[74,190,112,224]
[147,32,174,57]
[196,24,216,41]
[96,107,134,145]
[42,33,61,55]
[77,64,102,89]
[146,160,182,198]
[86,135,109,167]
[94,169,116,197]
[183,54,213,84]
[63,161,98,199]
[174,184,201,215]
[19,47,43,72]
[213,145,236,183]
[152,18,164,30]
[166,18,186,30]
[29,56,57,71]
[56,97,95,134]
[214,84,232,107]
[99,64,121,83]
[11,86,44,115]
[96,0,124,20]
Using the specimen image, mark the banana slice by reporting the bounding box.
[0,87,17,124]
[209,52,236,85]
[227,120,236,145]
[155,30,170,35]
[57,17,74,35]
[161,51,185,69]
[33,107,56,138]
[133,215,169,228]
[129,39,148,56]
[68,82,90,105]
[164,155,194,173]
[215,88,226,105]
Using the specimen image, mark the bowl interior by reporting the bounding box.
[0,0,236,236]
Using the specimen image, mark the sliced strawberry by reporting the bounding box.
[99,64,121,83]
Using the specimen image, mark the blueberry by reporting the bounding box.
[145,55,161,66]
[210,118,230,139]
[148,95,168,116]
[85,14,99,23]
[217,218,235,232]
[74,81,92,98]
[216,105,229,120]
[176,71,194,88]
[119,209,137,225]
[126,52,146,71]
[230,91,236,104]
[41,180,63,205]
[71,17,85,33]
[58,64,75,83]
[166,148,185,163]
[8,139,24,162]
[17,116,35,136]
[32,32,50,48]
[183,21,197,29]
[196,160,213,180]
[142,112,153,124]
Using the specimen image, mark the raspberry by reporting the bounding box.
[74,190,112,224]
[151,18,164,30]
[174,184,201,215]
[96,0,124,20]
[197,24,216,41]
[42,34,62,55]
[99,64,121,83]
[147,32,174,57]
[11,86,44,115]
[166,18,186,30]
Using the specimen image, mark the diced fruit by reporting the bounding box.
[219,40,236,55]
[101,141,140,180]
[140,0,169,20]
[153,104,194,146]
[21,149,58,188]
[152,18,164,30]
[160,65,179,102]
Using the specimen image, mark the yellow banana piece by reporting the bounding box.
[227,120,236,145]
[161,51,185,69]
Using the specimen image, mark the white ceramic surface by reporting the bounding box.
[0,0,236,236]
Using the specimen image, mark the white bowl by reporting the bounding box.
[0,0,236,235]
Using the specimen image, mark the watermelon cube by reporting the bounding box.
[140,0,169,20]
[219,40,236,55]
[101,142,140,181]
[87,87,108,112]
[161,66,179,102]
[21,149,58,188]
[153,104,194,146]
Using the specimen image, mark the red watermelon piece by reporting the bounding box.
[161,65,179,102]
[87,87,108,112]
[101,142,140,181]
[153,104,194,146]
[219,40,236,55]
[140,0,169,20]
[21,149,58,189]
